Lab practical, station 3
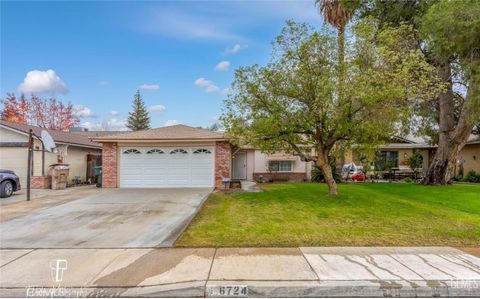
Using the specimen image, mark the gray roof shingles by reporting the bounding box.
[92,124,225,141]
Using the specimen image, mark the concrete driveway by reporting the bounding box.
[0,186,101,222]
[0,188,211,248]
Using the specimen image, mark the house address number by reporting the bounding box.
[209,285,248,297]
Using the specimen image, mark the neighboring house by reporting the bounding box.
[345,135,480,177]
[0,120,102,187]
[91,125,311,189]
[456,135,480,176]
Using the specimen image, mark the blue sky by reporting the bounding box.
[1,0,322,130]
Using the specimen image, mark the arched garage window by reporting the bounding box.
[193,148,211,154]
[170,148,188,154]
[146,149,164,154]
[123,149,141,154]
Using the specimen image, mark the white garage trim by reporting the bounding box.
[119,146,215,188]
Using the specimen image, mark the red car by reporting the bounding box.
[351,170,367,182]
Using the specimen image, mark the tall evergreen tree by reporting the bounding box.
[126,90,150,131]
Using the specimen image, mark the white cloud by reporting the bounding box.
[215,61,230,71]
[110,110,119,116]
[18,69,68,94]
[99,81,109,86]
[149,104,166,113]
[194,77,220,93]
[206,85,220,93]
[142,9,240,41]
[221,87,231,95]
[164,120,180,127]
[224,44,246,55]
[133,2,323,42]
[73,105,97,118]
[105,118,128,131]
[81,118,127,131]
[140,83,160,90]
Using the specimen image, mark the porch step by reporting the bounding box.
[229,180,242,189]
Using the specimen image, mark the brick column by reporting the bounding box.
[102,142,118,188]
[215,141,232,189]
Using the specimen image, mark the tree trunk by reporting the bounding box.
[422,62,476,184]
[423,143,456,184]
[337,26,345,102]
[317,153,338,196]
[422,132,471,184]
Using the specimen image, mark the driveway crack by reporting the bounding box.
[0,249,36,268]
[204,248,217,297]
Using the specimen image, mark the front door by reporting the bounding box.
[233,152,247,179]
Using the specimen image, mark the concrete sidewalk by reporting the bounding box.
[1,247,479,297]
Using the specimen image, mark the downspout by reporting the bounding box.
[42,142,45,176]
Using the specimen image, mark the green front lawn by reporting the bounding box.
[176,183,480,247]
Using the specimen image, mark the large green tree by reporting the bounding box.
[126,90,150,131]
[359,0,480,185]
[223,21,439,195]
[420,0,480,184]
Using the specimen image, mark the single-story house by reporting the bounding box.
[346,135,480,177]
[92,124,479,188]
[457,135,480,176]
[0,120,102,187]
[92,125,312,189]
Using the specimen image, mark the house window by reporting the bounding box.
[170,148,188,154]
[268,161,293,172]
[193,148,212,154]
[123,149,141,154]
[375,151,399,170]
[146,149,164,154]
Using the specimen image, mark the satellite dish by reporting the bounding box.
[41,130,57,152]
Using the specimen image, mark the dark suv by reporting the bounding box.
[0,169,21,198]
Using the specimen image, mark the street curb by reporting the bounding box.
[2,280,479,297]
[205,280,480,298]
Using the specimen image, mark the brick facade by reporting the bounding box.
[215,141,232,189]
[102,142,118,188]
[31,176,51,189]
[253,172,307,182]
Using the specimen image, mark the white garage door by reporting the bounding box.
[120,146,214,188]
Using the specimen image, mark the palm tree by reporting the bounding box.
[315,0,353,66]
[316,0,355,181]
